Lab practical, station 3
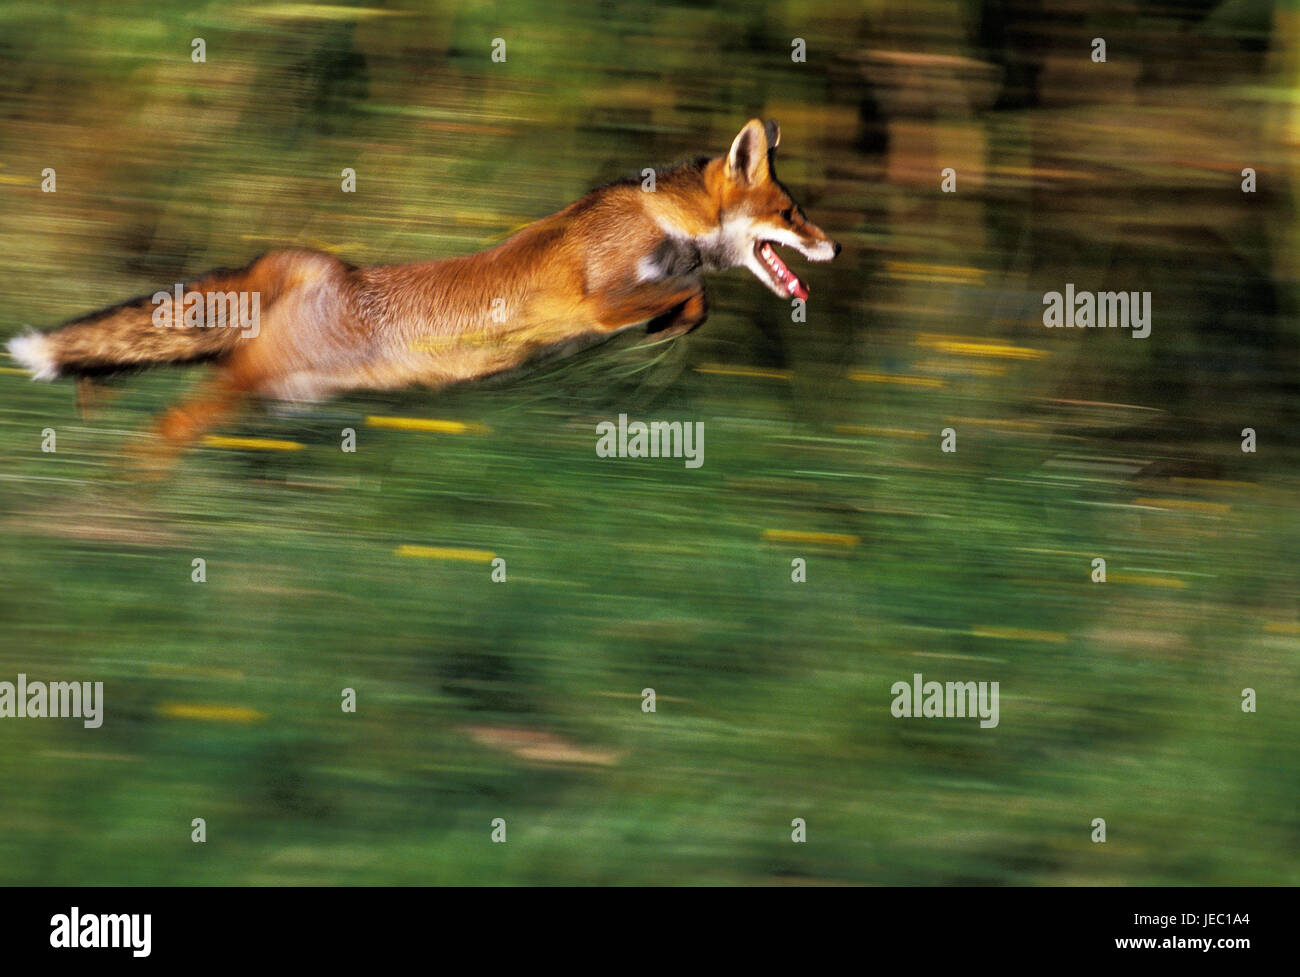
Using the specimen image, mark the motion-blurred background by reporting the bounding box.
[0,0,1296,884]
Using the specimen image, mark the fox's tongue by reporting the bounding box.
[759,242,809,301]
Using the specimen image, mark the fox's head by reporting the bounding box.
[712,118,840,300]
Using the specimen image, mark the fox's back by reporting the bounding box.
[351,192,668,353]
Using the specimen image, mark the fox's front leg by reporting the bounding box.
[592,277,702,332]
[646,288,708,339]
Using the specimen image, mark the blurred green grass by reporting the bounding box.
[0,0,1297,884]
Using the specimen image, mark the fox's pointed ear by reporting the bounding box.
[727,118,770,185]
[764,120,781,152]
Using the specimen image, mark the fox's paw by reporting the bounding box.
[646,291,708,338]
[122,436,181,482]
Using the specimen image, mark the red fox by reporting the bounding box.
[8,119,838,459]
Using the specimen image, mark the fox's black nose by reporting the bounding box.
[832,241,842,257]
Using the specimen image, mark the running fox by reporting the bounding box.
[8,119,839,458]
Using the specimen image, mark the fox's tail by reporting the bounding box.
[7,258,279,381]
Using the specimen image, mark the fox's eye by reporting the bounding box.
[780,208,794,223]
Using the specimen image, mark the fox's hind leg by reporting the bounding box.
[155,378,247,445]
[126,374,249,476]
[75,377,122,419]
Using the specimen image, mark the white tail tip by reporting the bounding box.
[6,331,58,381]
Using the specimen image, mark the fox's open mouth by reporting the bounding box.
[755,241,809,301]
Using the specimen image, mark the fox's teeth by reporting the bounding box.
[758,241,803,297]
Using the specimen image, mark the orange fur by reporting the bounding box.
[11,119,838,461]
